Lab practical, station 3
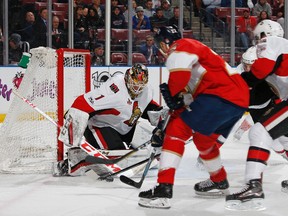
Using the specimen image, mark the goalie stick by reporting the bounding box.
[119,112,172,188]
[12,90,123,175]
[85,140,151,164]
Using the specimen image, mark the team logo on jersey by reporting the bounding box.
[88,96,94,104]
[110,83,119,93]
[124,101,142,126]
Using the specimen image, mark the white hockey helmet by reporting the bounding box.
[125,63,148,99]
[253,19,284,42]
[242,46,257,65]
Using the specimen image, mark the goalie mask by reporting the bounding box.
[253,20,284,44]
[242,46,257,72]
[153,25,182,56]
[125,63,148,99]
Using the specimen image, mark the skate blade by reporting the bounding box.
[138,198,171,209]
[195,189,230,198]
[225,199,266,211]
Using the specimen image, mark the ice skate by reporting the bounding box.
[281,180,288,193]
[194,178,229,197]
[138,183,173,209]
[225,179,265,211]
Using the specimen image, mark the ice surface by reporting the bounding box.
[0,122,288,216]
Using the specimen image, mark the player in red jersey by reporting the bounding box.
[225,20,288,210]
[138,25,250,209]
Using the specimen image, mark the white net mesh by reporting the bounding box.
[0,47,90,174]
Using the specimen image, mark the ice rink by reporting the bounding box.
[0,120,288,216]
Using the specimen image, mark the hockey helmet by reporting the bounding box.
[253,20,284,42]
[125,63,148,99]
[153,25,182,49]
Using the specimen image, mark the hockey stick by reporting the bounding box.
[85,140,151,164]
[119,148,157,188]
[12,90,123,174]
[97,152,161,180]
[119,112,172,188]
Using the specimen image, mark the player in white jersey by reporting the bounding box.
[54,63,162,177]
[225,20,288,210]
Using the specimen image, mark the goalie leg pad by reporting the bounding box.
[67,147,90,176]
[58,108,89,147]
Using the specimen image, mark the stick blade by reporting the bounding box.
[120,175,142,188]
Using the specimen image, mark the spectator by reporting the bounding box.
[18,11,35,44]
[139,35,159,65]
[87,7,104,30]
[32,8,48,48]
[91,43,105,66]
[132,6,151,30]
[111,6,127,29]
[74,5,89,48]
[236,9,257,50]
[74,0,87,8]
[276,11,284,29]
[144,0,156,18]
[9,33,23,65]
[257,10,270,23]
[149,8,169,28]
[152,0,162,8]
[83,6,89,18]
[252,0,272,17]
[111,0,120,8]
[52,16,67,49]
[243,0,258,8]
[168,6,190,29]
[123,0,137,21]
[136,0,146,7]
[272,0,284,16]
[161,0,173,19]
[90,0,105,22]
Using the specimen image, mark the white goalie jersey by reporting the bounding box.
[73,73,154,135]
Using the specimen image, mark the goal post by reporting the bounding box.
[56,48,91,161]
[0,47,91,174]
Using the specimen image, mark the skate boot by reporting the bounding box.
[52,159,69,177]
[194,178,229,197]
[225,179,265,211]
[138,183,173,209]
[281,180,288,193]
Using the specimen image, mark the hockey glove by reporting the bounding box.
[151,120,165,148]
[160,83,184,110]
